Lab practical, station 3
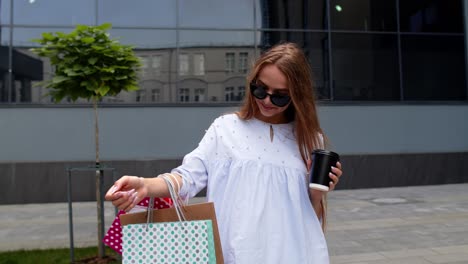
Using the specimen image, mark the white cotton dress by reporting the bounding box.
[172,113,329,264]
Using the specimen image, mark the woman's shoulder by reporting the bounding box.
[209,113,253,136]
[213,113,243,125]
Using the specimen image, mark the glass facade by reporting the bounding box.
[0,0,466,104]
[332,33,400,101]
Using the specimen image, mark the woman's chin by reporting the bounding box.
[256,110,285,123]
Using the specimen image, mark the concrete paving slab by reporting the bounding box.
[1,183,467,264]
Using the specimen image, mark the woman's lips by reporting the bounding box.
[260,102,275,111]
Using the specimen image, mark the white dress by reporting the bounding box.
[172,113,329,264]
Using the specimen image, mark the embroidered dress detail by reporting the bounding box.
[172,113,329,264]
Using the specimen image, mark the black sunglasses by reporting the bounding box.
[250,82,291,107]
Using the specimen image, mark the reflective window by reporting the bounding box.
[239,52,249,74]
[1,27,9,46]
[225,53,235,73]
[152,55,162,76]
[176,40,253,103]
[238,86,246,101]
[178,54,189,76]
[12,0,95,26]
[225,86,247,101]
[140,56,150,69]
[139,56,150,77]
[258,31,330,100]
[135,80,164,104]
[135,50,172,104]
[140,55,163,77]
[258,0,327,29]
[6,27,74,47]
[402,35,466,100]
[399,0,464,33]
[136,90,146,102]
[330,0,397,31]
[193,54,205,76]
[177,79,208,102]
[194,88,206,102]
[179,0,253,29]
[179,88,190,102]
[225,87,235,101]
[332,33,400,100]
[0,0,10,24]
[98,0,176,27]
[1,47,45,103]
[108,29,176,49]
[1,1,466,104]
[151,88,161,102]
[179,30,254,48]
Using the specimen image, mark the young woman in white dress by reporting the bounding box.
[106,42,343,264]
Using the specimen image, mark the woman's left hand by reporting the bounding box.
[307,158,343,217]
[307,158,343,203]
[328,161,343,191]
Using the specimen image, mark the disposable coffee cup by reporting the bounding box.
[309,149,340,191]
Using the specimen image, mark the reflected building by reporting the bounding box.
[0,0,467,204]
[0,0,465,104]
[0,47,42,102]
[114,47,253,104]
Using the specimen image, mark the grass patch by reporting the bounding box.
[0,247,120,264]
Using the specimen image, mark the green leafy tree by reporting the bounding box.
[31,23,141,259]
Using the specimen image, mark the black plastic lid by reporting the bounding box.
[312,149,340,160]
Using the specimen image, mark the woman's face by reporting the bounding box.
[253,64,291,124]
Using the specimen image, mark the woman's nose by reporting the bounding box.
[263,93,273,105]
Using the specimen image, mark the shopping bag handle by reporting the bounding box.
[145,174,186,230]
[162,175,186,222]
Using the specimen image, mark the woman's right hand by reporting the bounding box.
[105,176,148,212]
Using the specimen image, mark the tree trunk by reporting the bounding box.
[93,97,105,258]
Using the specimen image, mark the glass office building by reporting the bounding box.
[1,0,466,104]
[1,0,468,204]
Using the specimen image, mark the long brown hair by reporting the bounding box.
[238,42,326,162]
[237,42,329,230]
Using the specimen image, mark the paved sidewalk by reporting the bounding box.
[0,183,467,264]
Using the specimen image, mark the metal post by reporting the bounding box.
[67,169,75,263]
[396,0,404,101]
[67,166,115,263]
[463,0,468,97]
[7,0,13,103]
[97,168,105,257]
[326,0,334,100]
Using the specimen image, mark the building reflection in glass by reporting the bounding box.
[0,0,465,104]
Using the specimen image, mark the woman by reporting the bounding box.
[106,42,343,263]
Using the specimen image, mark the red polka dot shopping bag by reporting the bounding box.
[103,197,172,254]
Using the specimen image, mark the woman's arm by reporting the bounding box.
[142,173,183,198]
[105,173,183,212]
[309,189,324,220]
[307,161,342,220]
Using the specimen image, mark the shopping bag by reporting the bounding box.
[121,202,223,263]
[123,219,216,263]
[120,175,223,264]
[103,197,172,254]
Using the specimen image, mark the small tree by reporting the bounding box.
[31,23,140,259]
